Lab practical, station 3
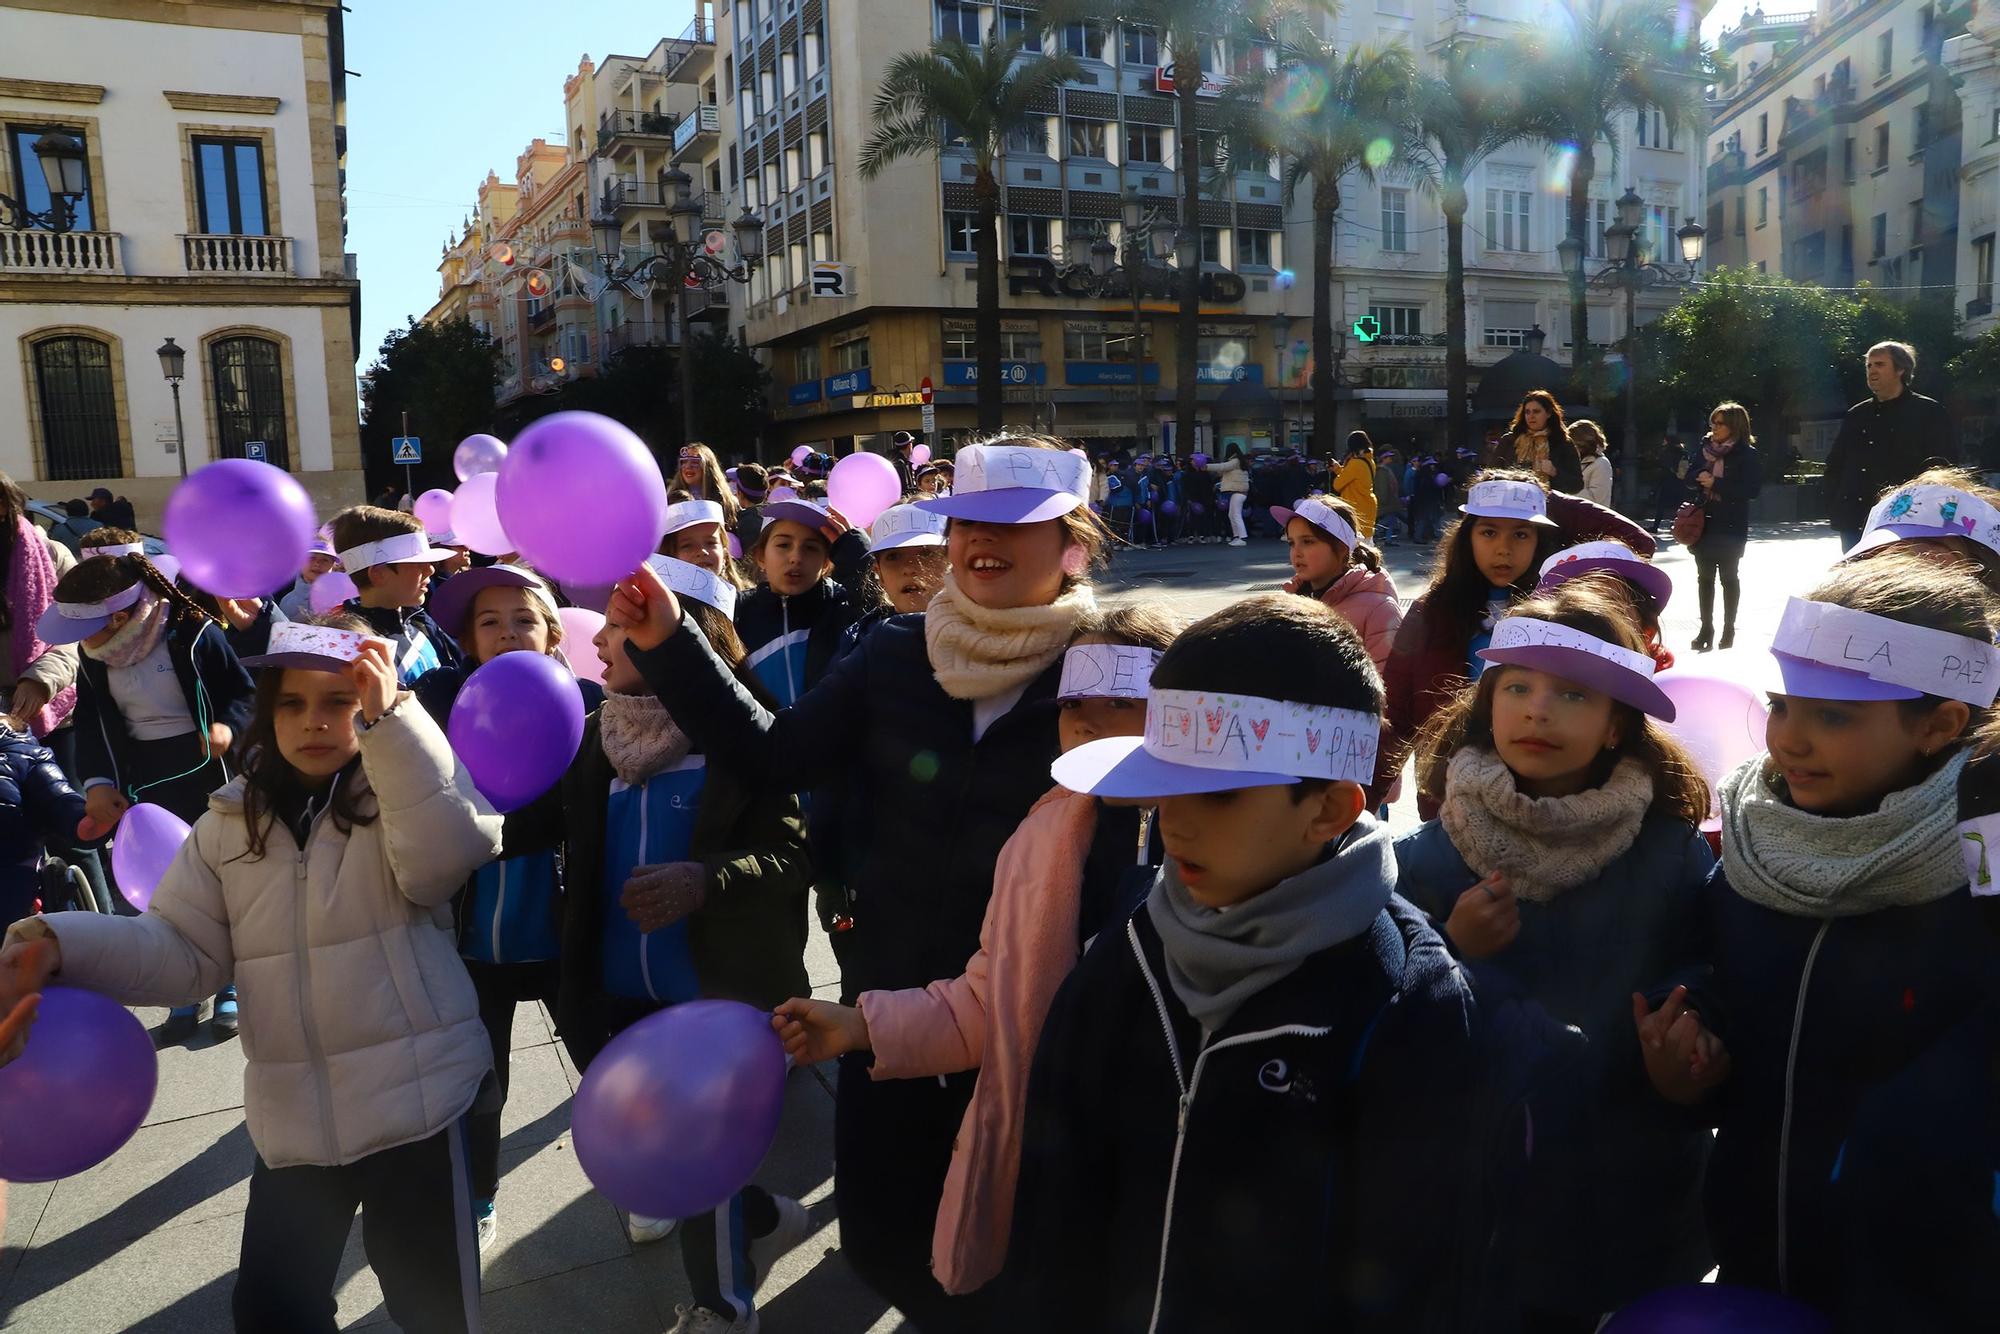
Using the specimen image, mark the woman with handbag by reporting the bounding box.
[1682,402,1763,651]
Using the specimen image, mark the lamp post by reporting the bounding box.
[1085,188,1177,454]
[589,167,764,447]
[156,337,189,479]
[0,130,88,232]
[1558,186,1704,510]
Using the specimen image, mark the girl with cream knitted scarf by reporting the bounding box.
[923,571,1095,700]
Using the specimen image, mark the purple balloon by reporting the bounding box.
[1191,501,1208,516]
[414,488,456,534]
[446,651,584,812]
[0,986,157,1181]
[495,412,668,587]
[1435,471,1453,488]
[826,452,901,527]
[1160,500,1179,518]
[1135,507,1153,524]
[110,803,191,912]
[726,531,743,560]
[308,570,360,615]
[1604,1284,1831,1333]
[163,459,317,599]
[572,1000,786,1219]
[451,472,513,557]
[454,433,508,483]
[789,445,812,467]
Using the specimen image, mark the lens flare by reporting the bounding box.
[1274,268,1297,290]
[1269,66,1328,118]
[1545,144,1579,194]
[1212,340,1247,372]
[1364,137,1394,170]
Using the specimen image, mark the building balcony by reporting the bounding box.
[672,104,720,161]
[598,109,678,153]
[181,233,293,275]
[606,177,669,211]
[665,15,715,83]
[526,303,556,333]
[605,319,672,355]
[0,228,123,275]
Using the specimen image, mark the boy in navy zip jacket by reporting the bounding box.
[1012,594,1489,1332]
[734,497,871,708]
[330,506,464,685]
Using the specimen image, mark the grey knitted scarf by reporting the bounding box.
[1145,816,1393,1034]
[1720,750,1968,919]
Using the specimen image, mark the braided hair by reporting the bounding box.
[51,550,220,629]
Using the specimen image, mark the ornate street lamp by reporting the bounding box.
[157,338,190,479]
[0,130,88,232]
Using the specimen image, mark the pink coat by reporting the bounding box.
[856,785,1098,1294]
[1302,565,1403,674]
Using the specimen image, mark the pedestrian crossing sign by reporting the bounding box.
[392,437,422,464]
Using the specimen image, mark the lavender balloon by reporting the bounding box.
[308,570,360,615]
[0,986,157,1181]
[571,1000,787,1219]
[163,459,316,599]
[495,413,667,586]
[826,452,901,527]
[414,488,456,534]
[450,472,513,557]
[453,433,508,483]
[110,803,191,912]
[556,608,607,685]
[447,651,584,812]
[910,443,932,465]
[1656,663,1771,827]
[789,445,812,467]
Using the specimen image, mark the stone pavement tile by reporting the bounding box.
[498,1042,573,1151]
[1,1211,240,1333]
[140,1014,248,1127]
[3,1108,253,1317]
[510,1000,555,1052]
[0,1178,58,1299]
[482,1137,629,1293]
[476,1256,665,1334]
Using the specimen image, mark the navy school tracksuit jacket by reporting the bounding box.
[733,528,872,709]
[1009,870,1507,1333]
[415,664,601,967]
[1696,865,2000,1322]
[346,601,464,686]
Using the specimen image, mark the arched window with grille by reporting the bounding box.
[31,335,121,480]
[209,335,289,468]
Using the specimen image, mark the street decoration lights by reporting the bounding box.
[1081,188,1180,453]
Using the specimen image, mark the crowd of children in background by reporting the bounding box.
[0,401,1995,1334]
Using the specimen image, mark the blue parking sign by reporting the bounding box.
[242,440,268,462]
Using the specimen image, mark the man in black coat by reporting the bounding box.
[1822,340,1957,549]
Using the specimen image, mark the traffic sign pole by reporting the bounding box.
[401,412,413,503]
[920,376,938,458]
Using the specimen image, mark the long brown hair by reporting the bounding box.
[1507,389,1570,442]
[236,612,379,862]
[673,442,741,523]
[1414,578,1710,823]
[1418,467,1561,643]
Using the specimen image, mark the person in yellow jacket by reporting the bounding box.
[1334,432,1380,537]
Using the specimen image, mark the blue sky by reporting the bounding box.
[344,1,697,375]
[345,0,1751,387]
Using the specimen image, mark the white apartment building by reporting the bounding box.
[1705,0,1969,297]
[1943,0,1997,338]
[0,0,362,527]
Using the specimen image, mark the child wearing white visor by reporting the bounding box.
[769,606,1178,1297]
[1012,593,1484,1330]
[1637,552,2000,1323]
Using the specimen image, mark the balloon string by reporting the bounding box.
[127,658,215,802]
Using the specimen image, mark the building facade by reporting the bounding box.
[1943,0,1997,340]
[718,0,1709,459]
[1704,0,1971,296]
[0,0,362,527]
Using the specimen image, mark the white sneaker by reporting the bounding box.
[1228,538,1246,547]
[476,1200,498,1252]
[627,1212,679,1244]
[749,1195,813,1291]
[667,1302,758,1334]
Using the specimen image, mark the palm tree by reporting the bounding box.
[1402,36,1529,457]
[1508,0,1703,368]
[1222,21,1413,456]
[1042,0,1259,459]
[859,32,1079,433]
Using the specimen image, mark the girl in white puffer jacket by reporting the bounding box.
[3,616,502,1333]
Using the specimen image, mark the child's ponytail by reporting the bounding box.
[53,549,221,629]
